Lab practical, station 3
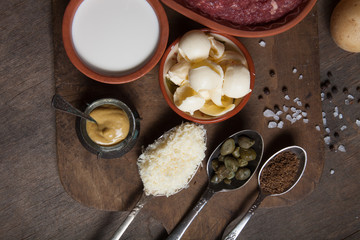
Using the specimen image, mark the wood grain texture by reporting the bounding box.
[53,1,324,239]
[1,0,360,240]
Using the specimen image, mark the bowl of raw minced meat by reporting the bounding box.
[161,0,317,37]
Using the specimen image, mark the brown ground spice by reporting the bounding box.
[260,151,300,194]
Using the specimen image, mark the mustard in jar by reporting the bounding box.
[86,105,130,146]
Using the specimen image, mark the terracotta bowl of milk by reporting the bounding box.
[159,29,255,124]
[62,0,169,84]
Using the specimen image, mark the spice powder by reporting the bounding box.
[260,151,300,194]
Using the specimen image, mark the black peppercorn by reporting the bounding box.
[331,86,338,94]
[343,87,348,94]
[263,87,270,95]
[327,71,333,79]
[269,69,275,77]
[326,92,333,100]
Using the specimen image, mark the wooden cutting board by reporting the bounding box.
[52,1,323,239]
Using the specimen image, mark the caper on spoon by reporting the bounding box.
[166,130,264,240]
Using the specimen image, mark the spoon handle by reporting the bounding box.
[166,187,215,240]
[51,94,96,123]
[222,192,267,240]
[110,192,150,240]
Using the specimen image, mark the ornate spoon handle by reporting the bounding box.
[51,94,96,123]
[223,191,268,240]
[166,187,215,240]
[110,192,150,240]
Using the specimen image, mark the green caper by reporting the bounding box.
[211,174,222,184]
[224,156,239,172]
[224,179,232,185]
[211,159,220,171]
[225,171,235,180]
[238,136,255,149]
[235,168,251,181]
[238,158,248,167]
[232,146,241,158]
[216,165,231,180]
[240,148,257,161]
[220,138,235,156]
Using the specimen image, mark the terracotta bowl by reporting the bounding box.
[159,29,255,124]
[62,0,169,84]
[161,0,317,38]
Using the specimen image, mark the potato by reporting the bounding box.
[330,0,360,53]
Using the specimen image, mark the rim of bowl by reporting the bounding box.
[62,0,169,84]
[158,29,255,124]
[160,0,317,38]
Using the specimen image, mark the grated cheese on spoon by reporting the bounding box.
[137,122,206,197]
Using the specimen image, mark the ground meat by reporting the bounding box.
[183,0,304,26]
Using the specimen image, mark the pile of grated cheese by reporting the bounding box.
[137,122,206,197]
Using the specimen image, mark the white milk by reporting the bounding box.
[71,0,160,75]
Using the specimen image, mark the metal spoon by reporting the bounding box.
[166,130,264,240]
[110,123,207,240]
[51,94,97,124]
[222,146,307,240]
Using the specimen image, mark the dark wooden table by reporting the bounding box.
[1,0,359,239]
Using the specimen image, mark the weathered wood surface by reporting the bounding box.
[53,0,323,238]
[0,0,359,239]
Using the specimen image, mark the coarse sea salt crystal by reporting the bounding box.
[286,114,293,122]
[323,117,327,126]
[296,114,302,120]
[339,114,343,119]
[273,115,280,121]
[303,118,309,123]
[263,109,275,118]
[276,110,283,116]
[315,125,321,131]
[333,112,339,118]
[297,101,302,106]
[259,40,266,47]
[292,67,297,74]
[284,95,290,100]
[348,94,354,100]
[345,99,350,105]
[330,169,335,175]
[302,111,307,117]
[325,127,330,133]
[283,105,289,112]
[324,136,331,145]
[356,119,360,127]
[340,125,347,131]
[299,74,303,80]
[291,107,297,112]
[277,121,284,129]
[322,111,326,117]
[293,97,299,103]
[268,121,277,128]
[338,145,346,152]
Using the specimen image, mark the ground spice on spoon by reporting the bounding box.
[260,151,300,194]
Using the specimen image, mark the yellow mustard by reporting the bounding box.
[86,105,130,146]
